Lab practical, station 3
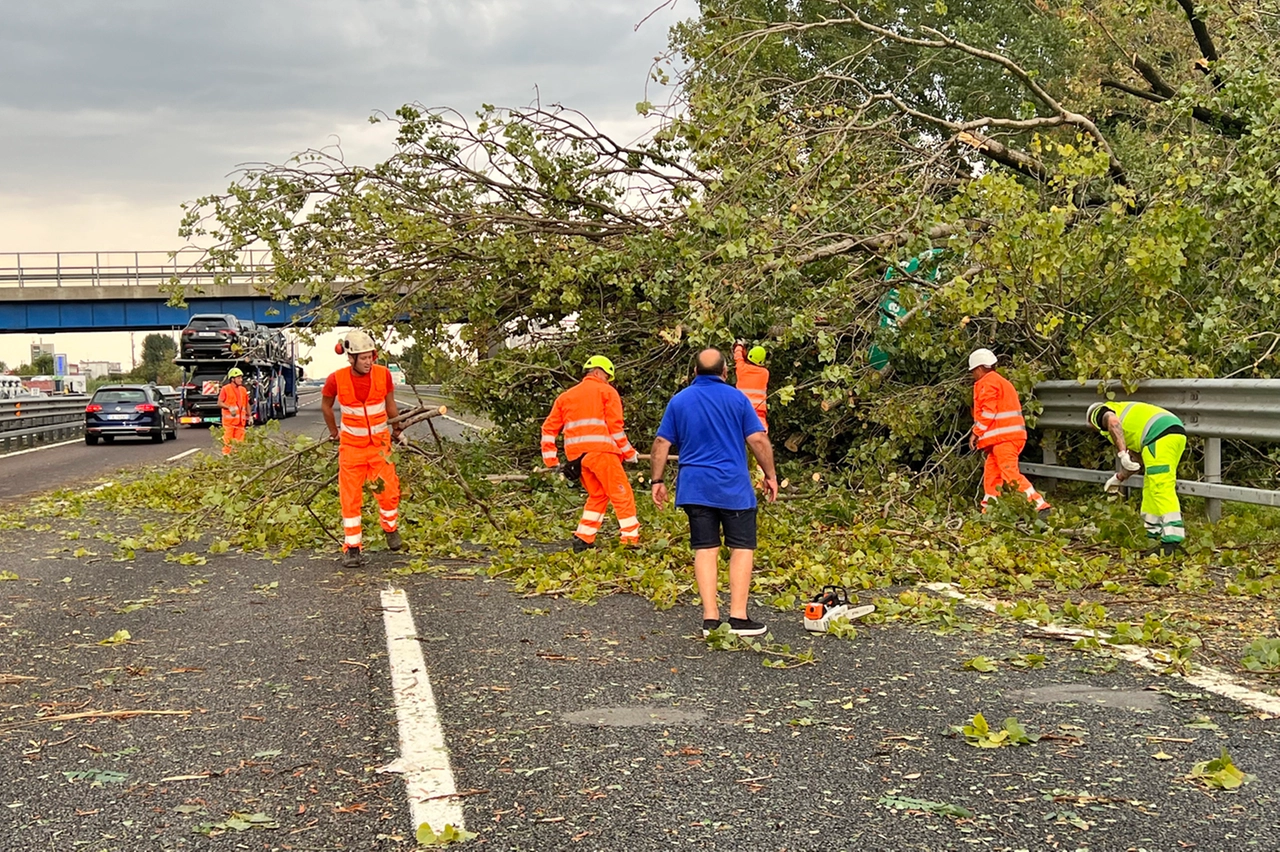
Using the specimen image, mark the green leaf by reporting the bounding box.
[417,822,478,846]
[963,655,998,672]
[97,629,131,646]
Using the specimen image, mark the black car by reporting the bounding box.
[85,385,178,444]
[180,314,243,358]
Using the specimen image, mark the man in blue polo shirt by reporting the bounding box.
[650,348,779,637]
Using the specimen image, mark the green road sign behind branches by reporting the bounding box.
[868,249,945,370]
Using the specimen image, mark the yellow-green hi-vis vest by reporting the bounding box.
[1096,401,1183,452]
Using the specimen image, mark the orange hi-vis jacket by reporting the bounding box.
[335,365,393,449]
[734,351,769,420]
[218,383,249,425]
[972,370,1026,450]
[541,374,638,466]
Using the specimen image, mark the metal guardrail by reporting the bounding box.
[0,395,89,453]
[1028,380,1280,521]
[0,250,273,289]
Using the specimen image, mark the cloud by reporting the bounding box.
[0,0,687,248]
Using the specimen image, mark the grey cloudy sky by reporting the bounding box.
[0,0,685,248]
[0,0,686,369]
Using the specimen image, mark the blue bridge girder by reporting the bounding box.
[0,250,366,333]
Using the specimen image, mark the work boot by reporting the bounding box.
[385,530,403,552]
[1159,541,1183,557]
[341,547,366,568]
[570,536,595,554]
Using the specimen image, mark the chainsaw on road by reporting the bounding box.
[803,585,875,633]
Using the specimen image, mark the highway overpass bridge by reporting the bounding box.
[0,250,359,332]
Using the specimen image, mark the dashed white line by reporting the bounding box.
[924,582,1280,716]
[166,447,201,462]
[378,588,466,837]
[0,437,85,459]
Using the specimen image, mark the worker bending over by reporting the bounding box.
[1088,401,1186,555]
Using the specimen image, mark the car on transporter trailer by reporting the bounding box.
[84,385,178,445]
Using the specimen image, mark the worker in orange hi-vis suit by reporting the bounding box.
[541,355,640,552]
[968,348,1050,515]
[320,330,403,568]
[732,341,769,432]
[217,368,250,455]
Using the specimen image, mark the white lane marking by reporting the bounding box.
[378,589,466,836]
[0,437,84,459]
[166,447,201,462]
[924,582,1280,717]
[442,414,485,432]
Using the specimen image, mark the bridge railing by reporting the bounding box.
[0,396,90,454]
[1027,379,1280,521]
[0,250,274,289]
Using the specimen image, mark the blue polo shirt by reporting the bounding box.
[655,374,765,510]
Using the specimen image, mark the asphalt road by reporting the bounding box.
[0,388,481,504]
[3,396,1279,850]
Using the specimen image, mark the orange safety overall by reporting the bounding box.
[734,351,770,432]
[973,370,1048,511]
[218,383,249,455]
[542,374,639,545]
[335,365,400,553]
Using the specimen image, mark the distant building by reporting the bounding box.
[79,361,123,380]
[30,342,54,362]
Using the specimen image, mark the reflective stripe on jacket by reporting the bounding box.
[734,350,769,418]
[541,374,637,465]
[972,370,1026,449]
[335,365,392,449]
[1097,401,1182,452]
[219,383,249,425]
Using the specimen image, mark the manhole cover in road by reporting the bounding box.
[1007,684,1163,712]
[562,706,707,727]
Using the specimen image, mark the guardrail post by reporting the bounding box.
[1040,430,1058,494]
[1205,437,1222,523]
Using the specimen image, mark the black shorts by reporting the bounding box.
[682,504,758,550]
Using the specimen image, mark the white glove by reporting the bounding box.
[228,406,239,416]
[1119,454,1141,472]
[1104,474,1122,494]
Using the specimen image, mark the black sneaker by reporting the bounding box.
[385,530,403,552]
[1160,541,1183,557]
[341,547,365,568]
[728,616,767,637]
[570,537,595,553]
[1037,506,1051,519]
[702,618,722,637]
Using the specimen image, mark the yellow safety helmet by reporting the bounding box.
[583,355,615,379]
[747,345,766,366]
[227,368,244,379]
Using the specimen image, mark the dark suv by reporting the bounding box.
[85,385,178,444]
[180,314,242,358]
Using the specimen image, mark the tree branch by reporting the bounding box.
[1172,0,1223,88]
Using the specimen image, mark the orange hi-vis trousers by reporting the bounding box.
[339,443,400,551]
[221,417,246,455]
[575,452,639,545]
[981,437,1049,511]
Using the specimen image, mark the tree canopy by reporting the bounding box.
[181,0,1280,474]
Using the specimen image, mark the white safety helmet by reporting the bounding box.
[336,329,378,355]
[968,348,998,371]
